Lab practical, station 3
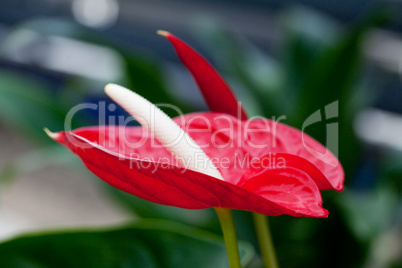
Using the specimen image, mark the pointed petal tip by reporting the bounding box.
[312,206,329,218]
[44,127,59,140]
[335,184,344,192]
[156,30,170,37]
[300,203,329,218]
[322,210,329,218]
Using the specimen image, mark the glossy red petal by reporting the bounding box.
[264,153,334,190]
[181,113,344,191]
[174,112,344,191]
[271,122,344,191]
[159,31,248,120]
[240,167,328,217]
[53,129,215,209]
[50,128,327,217]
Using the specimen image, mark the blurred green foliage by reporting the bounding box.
[0,220,254,267]
[0,71,67,143]
[0,5,401,268]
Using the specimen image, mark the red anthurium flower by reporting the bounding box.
[159,30,344,192]
[47,31,344,219]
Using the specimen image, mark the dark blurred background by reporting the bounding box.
[0,1,402,268]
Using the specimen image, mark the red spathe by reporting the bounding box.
[52,112,343,218]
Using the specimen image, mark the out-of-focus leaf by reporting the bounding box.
[0,219,254,268]
[291,8,389,123]
[288,8,389,174]
[336,185,399,242]
[363,228,402,268]
[123,53,190,116]
[108,187,220,232]
[281,7,340,48]
[194,20,283,116]
[0,71,66,143]
[380,150,402,187]
[280,7,339,100]
[107,186,260,249]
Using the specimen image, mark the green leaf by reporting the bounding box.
[108,187,220,232]
[291,8,389,125]
[336,186,399,242]
[106,186,259,249]
[287,8,390,174]
[123,54,190,116]
[0,220,254,268]
[0,70,66,143]
[194,20,283,117]
[105,188,262,262]
[279,7,340,101]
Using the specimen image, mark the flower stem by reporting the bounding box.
[252,213,279,268]
[214,207,242,268]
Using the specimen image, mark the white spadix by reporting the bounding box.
[105,83,224,181]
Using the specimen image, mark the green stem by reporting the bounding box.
[214,207,242,268]
[252,213,279,268]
